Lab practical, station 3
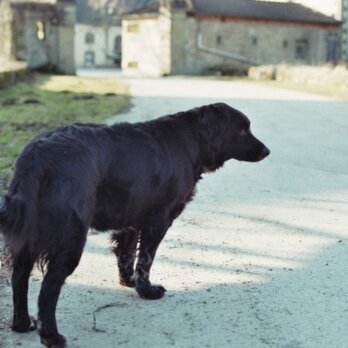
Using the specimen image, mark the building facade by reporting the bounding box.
[343,0,348,61]
[0,0,75,74]
[74,0,129,68]
[0,0,15,65]
[75,24,122,68]
[122,0,341,77]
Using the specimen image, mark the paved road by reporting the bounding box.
[1,75,348,348]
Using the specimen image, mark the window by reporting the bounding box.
[216,35,222,45]
[114,35,122,65]
[127,23,139,33]
[283,40,288,48]
[251,36,258,46]
[36,21,45,41]
[127,61,138,68]
[84,51,95,67]
[114,35,122,53]
[295,39,309,60]
[85,32,94,44]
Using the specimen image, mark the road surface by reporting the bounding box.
[1,75,348,347]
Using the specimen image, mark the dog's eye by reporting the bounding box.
[239,129,247,136]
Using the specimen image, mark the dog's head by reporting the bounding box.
[197,103,270,170]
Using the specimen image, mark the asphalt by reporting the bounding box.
[1,74,348,348]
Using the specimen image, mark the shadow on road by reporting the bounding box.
[1,78,348,347]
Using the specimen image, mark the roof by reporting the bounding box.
[126,0,340,25]
[193,0,340,25]
[76,0,157,24]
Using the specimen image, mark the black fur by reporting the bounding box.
[0,103,269,347]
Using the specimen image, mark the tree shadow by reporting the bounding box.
[2,231,347,347]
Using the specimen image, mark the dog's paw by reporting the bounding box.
[40,333,67,348]
[119,277,136,288]
[136,284,166,300]
[11,315,37,333]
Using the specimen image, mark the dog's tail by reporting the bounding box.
[0,146,44,256]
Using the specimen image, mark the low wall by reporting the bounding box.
[248,64,348,91]
[0,61,29,89]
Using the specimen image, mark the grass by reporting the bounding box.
[0,73,130,192]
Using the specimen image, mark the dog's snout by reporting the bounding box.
[263,146,271,157]
[262,146,270,158]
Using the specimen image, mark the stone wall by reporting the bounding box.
[249,64,348,91]
[2,1,76,74]
[121,5,340,77]
[0,61,28,89]
[0,0,14,65]
[56,1,75,74]
[170,7,188,75]
[13,7,57,69]
[343,0,348,62]
[181,18,340,75]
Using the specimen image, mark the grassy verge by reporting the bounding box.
[0,74,130,319]
[0,73,130,192]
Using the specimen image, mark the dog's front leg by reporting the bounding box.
[135,220,170,300]
[111,227,139,287]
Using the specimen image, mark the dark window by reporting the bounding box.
[114,35,122,53]
[216,35,222,45]
[114,35,122,65]
[295,39,309,60]
[252,36,258,46]
[283,40,288,48]
[85,32,94,44]
[327,33,340,64]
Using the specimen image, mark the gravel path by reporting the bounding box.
[1,75,348,348]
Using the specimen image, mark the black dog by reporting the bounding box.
[0,103,269,347]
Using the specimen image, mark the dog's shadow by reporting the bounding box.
[2,224,347,348]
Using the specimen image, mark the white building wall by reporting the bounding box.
[75,24,121,68]
[122,16,170,77]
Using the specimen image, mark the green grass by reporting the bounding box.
[0,74,130,192]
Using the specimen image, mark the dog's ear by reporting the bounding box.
[198,104,225,151]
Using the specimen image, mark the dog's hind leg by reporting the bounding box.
[37,230,86,348]
[11,249,37,333]
[135,218,171,300]
[111,227,139,288]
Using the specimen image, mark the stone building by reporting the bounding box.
[0,0,14,65]
[0,0,75,74]
[74,0,150,69]
[343,0,348,61]
[122,0,341,77]
[75,0,122,68]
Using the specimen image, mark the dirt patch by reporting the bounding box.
[1,98,18,106]
[10,121,49,132]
